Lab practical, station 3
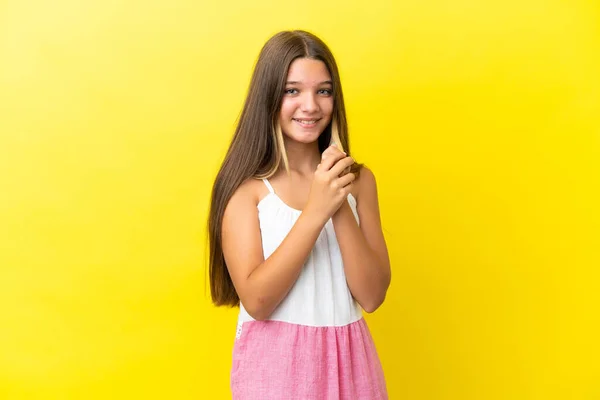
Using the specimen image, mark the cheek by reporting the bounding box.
[322,98,334,115]
[279,99,296,120]
[321,99,334,120]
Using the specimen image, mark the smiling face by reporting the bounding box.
[278,57,334,145]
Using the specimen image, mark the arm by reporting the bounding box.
[332,167,391,313]
[221,181,326,320]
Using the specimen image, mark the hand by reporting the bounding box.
[321,145,352,177]
[304,145,356,224]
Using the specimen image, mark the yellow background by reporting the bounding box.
[1,0,599,399]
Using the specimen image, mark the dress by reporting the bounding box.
[230,178,388,400]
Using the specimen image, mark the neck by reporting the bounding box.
[281,138,321,177]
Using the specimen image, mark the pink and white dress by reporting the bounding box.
[230,179,388,399]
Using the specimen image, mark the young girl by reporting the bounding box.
[208,30,391,399]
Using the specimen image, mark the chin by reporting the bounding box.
[286,132,322,144]
[282,124,328,144]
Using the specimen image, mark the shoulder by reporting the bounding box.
[234,177,262,198]
[225,177,266,213]
[353,165,377,202]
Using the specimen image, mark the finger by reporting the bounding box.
[328,144,345,156]
[338,165,351,177]
[321,149,347,171]
[329,156,355,177]
[336,172,355,188]
[321,145,345,161]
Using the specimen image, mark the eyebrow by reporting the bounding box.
[286,80,333,85]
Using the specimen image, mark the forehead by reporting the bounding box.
[286,58,331,83]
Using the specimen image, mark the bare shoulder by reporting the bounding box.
[354,166,386,241]
[227,177,267,209]
[353,166,377,202]
[222,179,264,230]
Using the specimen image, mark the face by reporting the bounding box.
[278,58,334,145]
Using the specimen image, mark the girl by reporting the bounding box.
[208,30,391,399]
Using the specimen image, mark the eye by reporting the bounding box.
[285,88,299,95]
[318,89,333,96]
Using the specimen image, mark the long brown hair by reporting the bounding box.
[208,30,360,307]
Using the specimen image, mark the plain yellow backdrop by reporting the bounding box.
[1,0,599,399]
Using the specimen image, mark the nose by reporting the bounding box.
[300,92,320,113]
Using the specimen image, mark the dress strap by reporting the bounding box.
[262,178,275,194]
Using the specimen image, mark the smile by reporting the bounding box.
[293,118,320,127]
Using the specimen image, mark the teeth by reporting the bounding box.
[295,119,317,125]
